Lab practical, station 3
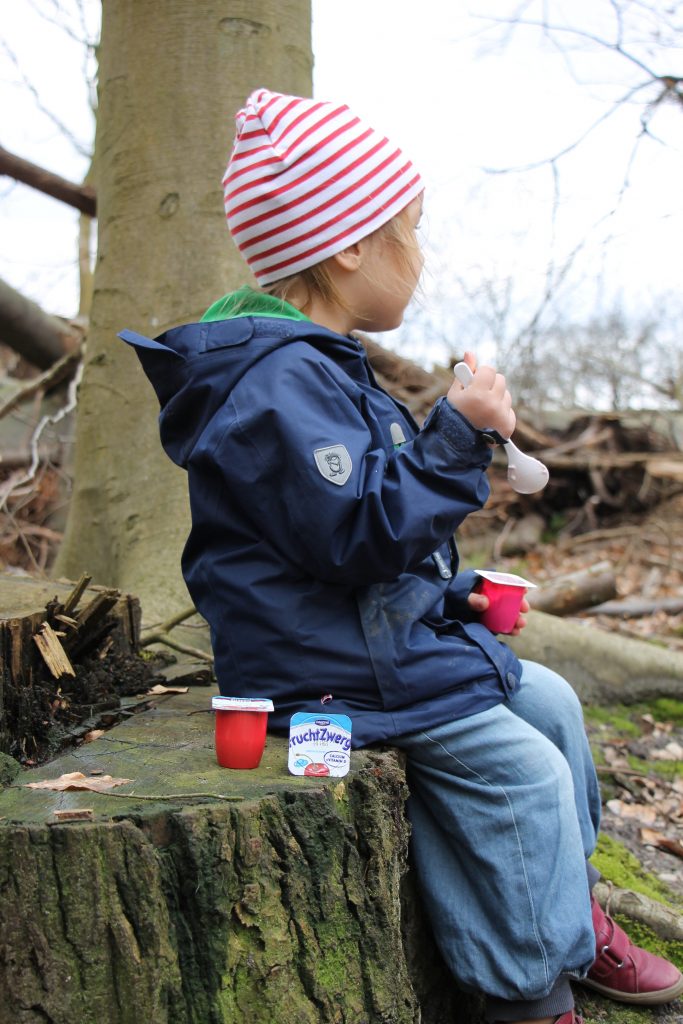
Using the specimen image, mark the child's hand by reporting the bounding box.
[447,351,516,440]
[467,591,529,635]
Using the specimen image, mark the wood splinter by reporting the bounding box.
[51,809,94,822]
[33,621,76,678]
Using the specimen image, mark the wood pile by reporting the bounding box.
[363,337,683,531]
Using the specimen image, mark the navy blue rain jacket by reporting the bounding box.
[120,312,522,747]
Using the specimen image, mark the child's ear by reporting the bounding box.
[332,242,363,272]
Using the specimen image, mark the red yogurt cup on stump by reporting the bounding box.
[212,696,274,769]
[474,570,537,635]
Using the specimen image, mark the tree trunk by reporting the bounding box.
[0,689,465,1024]
[509,609,683,703]
[55,2,313,621]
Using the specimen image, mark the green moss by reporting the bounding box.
[577,992,672,1024]
[0,752,20,788]
[584,704,642,737]
[626,754,682,780]
[592,834,682,909]
[646,698,683,726]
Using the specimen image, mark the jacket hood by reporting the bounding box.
[119,298,364,467]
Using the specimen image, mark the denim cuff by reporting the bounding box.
[484,975,574,1021]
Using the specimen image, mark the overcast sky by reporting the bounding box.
[2,1,682,366]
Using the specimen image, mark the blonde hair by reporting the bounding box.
[262,204,422,318]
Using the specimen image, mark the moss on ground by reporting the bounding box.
[592,834,681,909]
[582,834,683,1023]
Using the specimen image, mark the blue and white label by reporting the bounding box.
[288,713,352,777]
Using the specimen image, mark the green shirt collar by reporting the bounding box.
[201,285,310,323]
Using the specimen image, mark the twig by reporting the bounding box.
[596,766,681,793]
[90,789,243,803]
[0,349,82,420]
[140,605,199,639]
[143,636,214,663]
[0,358,84,511]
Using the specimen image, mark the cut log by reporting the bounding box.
[528,560,617,616]
[0,690,465,1024]
[508,609,683,704]
[0,277,73,369]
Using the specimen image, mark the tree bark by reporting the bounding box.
[0,690,464,1024]
[55,1,313,621]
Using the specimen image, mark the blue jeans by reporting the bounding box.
[394,660,601,1004]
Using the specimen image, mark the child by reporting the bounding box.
[121,89,683,1024]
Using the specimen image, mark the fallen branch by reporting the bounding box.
[0,277,75,370]
[586,596,683,618]
[147,636,214,663]
[593,881,683,942]
[140,605,199,642]
[0,347,82,420]
[140,606,213,662]
[528,560,616,615]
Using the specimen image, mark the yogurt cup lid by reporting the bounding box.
[474,569,537,588]
[211,696,274,712]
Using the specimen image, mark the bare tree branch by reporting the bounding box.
[0,145,96,217]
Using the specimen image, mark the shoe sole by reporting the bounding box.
[580,973,683,1005]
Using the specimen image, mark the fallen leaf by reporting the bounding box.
[25,771,132,792]
[83,729,105,743]
[606,799,658,824]
[603,745,630,768]
[147,684,189,695]
[650,741,683,761]
[640,828,683,860]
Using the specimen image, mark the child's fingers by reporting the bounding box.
[467,591,489,612]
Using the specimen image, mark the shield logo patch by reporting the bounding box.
[314,444,352,486]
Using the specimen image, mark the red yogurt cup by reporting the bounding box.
[475,570,536,635]
[212,697,274,769]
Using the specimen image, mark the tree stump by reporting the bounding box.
[0,689,465,1024]
[0,573,144,760]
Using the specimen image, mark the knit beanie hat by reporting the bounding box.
[223,88,424,285]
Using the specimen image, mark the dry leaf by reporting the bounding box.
[83,729,105,743]
[640,828,683,860]
[606,799,658,824]
[650,741,683,761]
[147,684,189,695]
[25,771,132,793]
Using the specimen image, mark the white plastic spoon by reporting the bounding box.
[453,362,549,494]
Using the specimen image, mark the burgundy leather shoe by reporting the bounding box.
[582,895,683,1004]
[554,1013,583,1023]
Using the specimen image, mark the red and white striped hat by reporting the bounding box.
[223,89,424,285]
